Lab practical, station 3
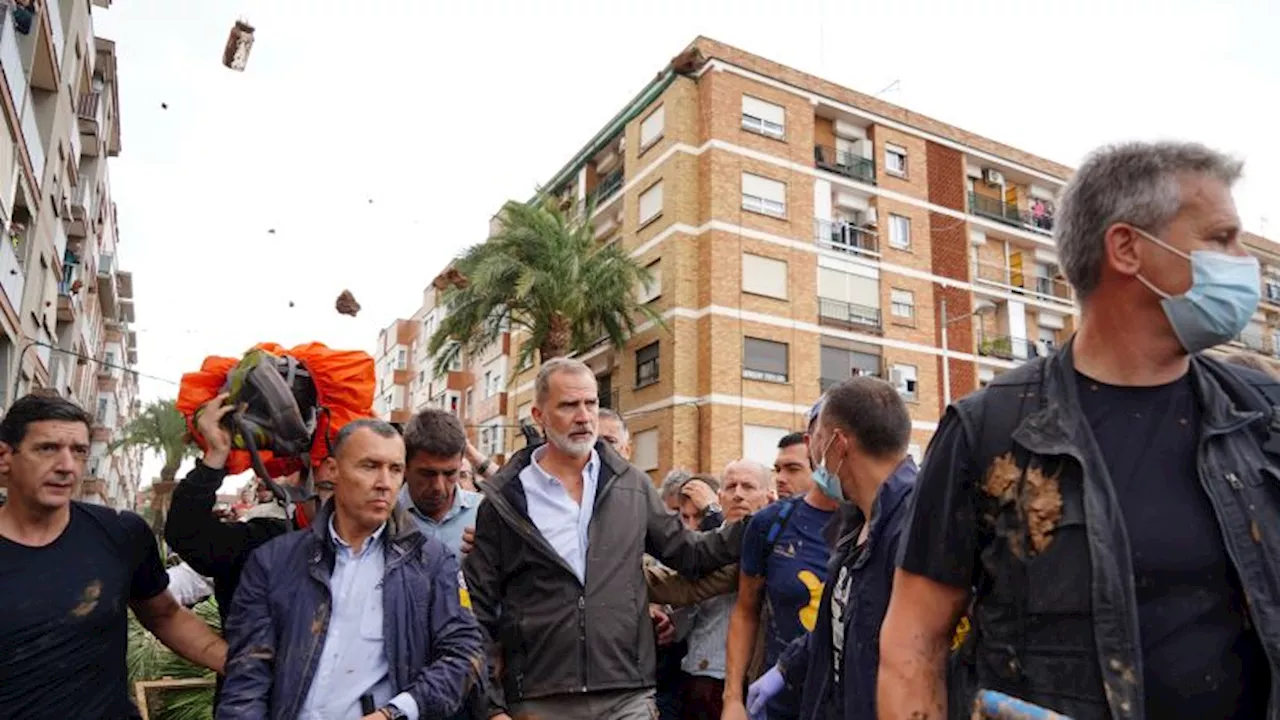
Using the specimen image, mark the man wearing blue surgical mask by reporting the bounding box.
[881,142,1280,720]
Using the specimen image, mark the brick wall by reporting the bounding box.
[926,140,977,411]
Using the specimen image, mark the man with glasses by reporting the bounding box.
[399,409,482,559]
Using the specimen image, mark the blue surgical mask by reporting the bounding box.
[1134,228,1260,354]
[812,435,847,502]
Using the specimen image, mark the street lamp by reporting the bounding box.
[939,297,996,407]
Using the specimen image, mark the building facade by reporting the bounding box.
[0,0,142,509]
[375,36,1280,483]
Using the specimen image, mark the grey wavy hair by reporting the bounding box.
[1055,141,1243,300]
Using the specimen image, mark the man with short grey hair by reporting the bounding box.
[465,357,746,720]
[597,408,632,460]
[881,142,1280,720]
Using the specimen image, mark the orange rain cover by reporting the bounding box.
[175,342,376,476]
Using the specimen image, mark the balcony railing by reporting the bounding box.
[969,192,1056,235]
[972,259,1073,304]
[0,230,24,310]
[814,145,876,185]
[0,7,28,116]
[20,98,43,179]
[818,297,882,331]
[977,335,1047,361]
[46,0,64,69]
[586,169,624,209]
[815,218,878,257]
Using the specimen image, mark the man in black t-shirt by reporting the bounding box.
[0,394,227,720]
[878,141,1280,720]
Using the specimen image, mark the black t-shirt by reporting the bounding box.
[898,372,1269,719]
[0,503,169,720]
[1075,371,1268,719]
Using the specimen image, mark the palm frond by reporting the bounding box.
[128,598,220,720]
[112,400,198,481]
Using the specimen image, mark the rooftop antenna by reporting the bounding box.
[877,79,901,97]
[1261,216,1270,238]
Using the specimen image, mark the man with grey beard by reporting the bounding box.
[463,358,747,720]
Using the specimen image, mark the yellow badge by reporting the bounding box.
[458,570,473,611]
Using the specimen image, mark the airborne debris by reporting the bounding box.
[335,290,361,317]
[160,102,168,110]
[222,20,255,72]
[267,228,276,235]
[288,301,295,308]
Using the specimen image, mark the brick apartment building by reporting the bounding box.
[376,36,1280,482]
[0,0,143,509]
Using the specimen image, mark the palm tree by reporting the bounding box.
[428,197,663,375]
[128,599,219,720]
[112,399,199,534]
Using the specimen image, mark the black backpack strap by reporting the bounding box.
[762,496,800,566]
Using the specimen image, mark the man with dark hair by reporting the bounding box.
[881,142,1280,720]
[746,377,916,720]
[723,400,838,719]
[773,432,812,498]
[219,418,485,720]
[400,408,481,558]
[0,394,227,719]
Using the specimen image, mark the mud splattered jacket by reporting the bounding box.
[218,504,486,720]
[940,341,1280,720]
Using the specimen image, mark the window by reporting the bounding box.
[633,428,659,471]
[640,105,665,150]
[466,388,474,417]
[821,346,883,389]
[885,144,908,176]
[742,253,788,299]
[741,172,786,217]
[888,214,911,249]
[96,396,108,424]
[743,337,789,383]
[890,289,915,322]
[743,425,789,467]
[741,96,785,139]
[636,342,660,387]
[638,259,662,303]
[639,181,663,226]
[891,363,918,401]
[396,348,406,369]
[479,422,505,456]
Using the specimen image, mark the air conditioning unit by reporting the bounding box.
[864,207,878,226]
[982,168,1005,186]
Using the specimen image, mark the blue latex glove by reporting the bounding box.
[746,667,785,719]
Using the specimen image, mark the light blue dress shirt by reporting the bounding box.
[297,517,419,720]
[399,485,481,559]
[517,445,601,584]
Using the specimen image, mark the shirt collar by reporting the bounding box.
[399,484,481,523]
[328,513,387,555]
[529,444,601,485]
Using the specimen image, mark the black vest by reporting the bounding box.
[947,341,1280,720]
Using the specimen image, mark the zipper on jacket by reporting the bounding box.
[578,594,588,692]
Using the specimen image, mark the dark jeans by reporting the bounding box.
[680,673,724,720]
[655,639,687,720]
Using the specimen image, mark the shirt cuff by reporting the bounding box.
[388,692,420,720]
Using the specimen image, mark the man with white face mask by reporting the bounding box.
[880,142,1280,720]
[463,358,747,720]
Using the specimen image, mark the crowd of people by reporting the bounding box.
[2,139,1280,720]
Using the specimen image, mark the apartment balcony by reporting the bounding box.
[0,7,28,127]
[392,366,414,386]
[814,218,878,258]
[97,252,118,315]
[20,96,44,180]
[814,145,876,185]
[0,232,25,312]
[820,346,885,392]
[77,90,102,152]
[818,297,882,333]
[97,367,118,392]
[585,168,624,211]
[28,0,59,92]
[969,192,1056,236]
[1263,279,1280,308]
[1237,331,1267,354]
[91,423,111,443]
[56,274,80,322]
[68,182,89,236]
[972,259,1074,306]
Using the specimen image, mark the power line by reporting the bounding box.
[18,338,180,387]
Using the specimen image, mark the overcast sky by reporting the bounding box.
[93,0,1278,488]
